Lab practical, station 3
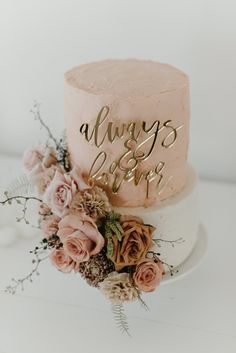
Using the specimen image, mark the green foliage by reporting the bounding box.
[104,212,124,257]
[106,236,114,258]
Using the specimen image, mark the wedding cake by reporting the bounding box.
[64,59,198,270]
[1,59,200,346]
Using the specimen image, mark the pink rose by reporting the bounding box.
[23,148,44,172]
[43,167,89,217]
[41,146,57,168]
[50,248,80,273]
[31,164,63,196]
[133,258,164,292]
[58,214,104,263]
[23,146,56,172]
[41,214,61,238]
[24,146,60,197]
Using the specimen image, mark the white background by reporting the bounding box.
[0,0,236,182]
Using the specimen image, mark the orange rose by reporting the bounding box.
[109,215,155,271]
[133,258,164,292]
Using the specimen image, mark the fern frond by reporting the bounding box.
[112,303,131,337]
[6,174,34,197]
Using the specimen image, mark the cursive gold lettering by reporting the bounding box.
[89,151,107,178]
[162,121,183,148]
[81,106,184,200]
[127,122,141,141]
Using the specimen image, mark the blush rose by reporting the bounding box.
[57,214,104,263]
[50,248,80,273]
[32,164,63,196]
[23,146,57,172]
[43,167,89,217]
[23,148,44,172]
[133,258,164,292]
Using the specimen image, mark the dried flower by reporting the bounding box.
[41,214,61,238]
[99,271,139,304]
[69,186,111,220]
[78,249,115,287]
[109,215,155,271]
[39,203,52,217]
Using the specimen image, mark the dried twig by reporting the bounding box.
[147,250,178,277]
[0,194,42,225]
[137,292,149,311]
[31,101,60,149]
[5,252,48,295]
[5,235,62,295]
[153,237,185,248]
[30,102,70,171]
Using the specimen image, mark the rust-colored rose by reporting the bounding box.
[110,215,155,271]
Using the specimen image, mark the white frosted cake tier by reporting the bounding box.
[115,165,198,270]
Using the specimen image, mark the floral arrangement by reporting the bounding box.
[2,103,183,335]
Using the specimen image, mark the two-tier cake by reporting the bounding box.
[64,59,198,270]
[2,59,200,343]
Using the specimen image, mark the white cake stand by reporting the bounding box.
[162,223,207,285]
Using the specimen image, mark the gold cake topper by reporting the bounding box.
[79,106,183,199]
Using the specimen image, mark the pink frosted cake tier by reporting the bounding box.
[65,59,190,207]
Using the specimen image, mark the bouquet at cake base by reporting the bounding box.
[2,104,177,335]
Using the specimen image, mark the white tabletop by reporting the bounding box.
[0,155,235,353]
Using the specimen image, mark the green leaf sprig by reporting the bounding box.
[104,212,124,257]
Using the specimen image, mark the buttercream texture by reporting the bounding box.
[65,59,190,207]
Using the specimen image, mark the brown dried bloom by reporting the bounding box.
[79,249,115,287]
[109,215,155,271]
[69,186,111,220]
[99,271,139,304]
